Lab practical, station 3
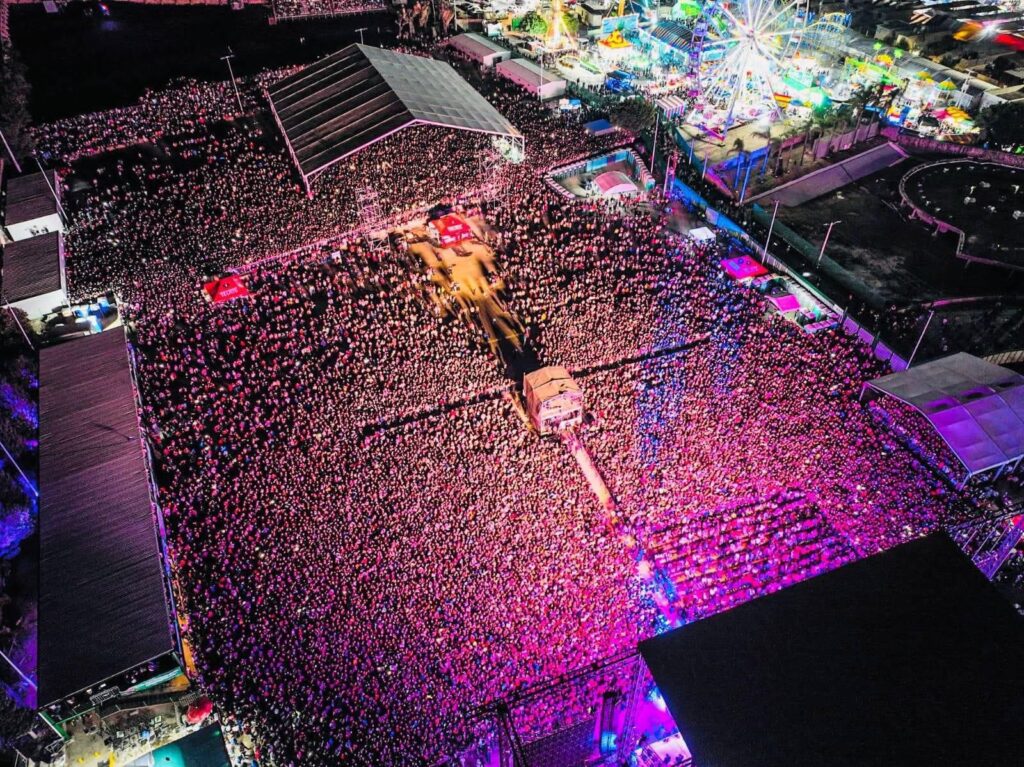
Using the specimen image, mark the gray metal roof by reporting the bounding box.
[267,45,521,182]
[2,230,62,302]
[865,353,1024,475]
[38,328,175,706]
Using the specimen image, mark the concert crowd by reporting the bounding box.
[32,51,1009,766]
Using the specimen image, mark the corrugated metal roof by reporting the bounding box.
[38,328,174,706]
[268,45,521,181]
[4,172,58,225]
[2,230,62,302]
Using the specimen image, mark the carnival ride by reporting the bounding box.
[685,0,812,130]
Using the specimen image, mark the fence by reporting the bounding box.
[882,126,1024,168]
[672,176,911,370]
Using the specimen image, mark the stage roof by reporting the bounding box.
[639,533,1024,767]
[524,366,581,401]
[39,328,175,706]
[864,352,1024,476]
[267,45,522,184]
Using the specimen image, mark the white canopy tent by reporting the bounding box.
[495,58,567,100]
[863,353,1024,483]
[448,33,512,68]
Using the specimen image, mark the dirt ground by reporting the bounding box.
[775,158,1024,360]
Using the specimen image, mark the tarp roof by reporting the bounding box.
[524,366,581,401]
[864,352,1024,475]
[38,328,175,706]
[639,533,1024,767]
[2,230,62,302]
[267,45,521,183]
[4,172,58,225]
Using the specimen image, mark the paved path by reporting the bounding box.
[751,143,908,208]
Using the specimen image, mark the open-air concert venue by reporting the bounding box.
[2,3,1024,766]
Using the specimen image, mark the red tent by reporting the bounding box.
[430,214,473,247]
[720,255,769,281]
[203,275,250,303]
[185,696,214,725]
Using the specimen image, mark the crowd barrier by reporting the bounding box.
[672,176,910,371]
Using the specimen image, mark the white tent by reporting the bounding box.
[863,353,1024,481]
[495,58,567,100]
[448,33,512,68]
[593,170,638,197]
[688,226,716,242]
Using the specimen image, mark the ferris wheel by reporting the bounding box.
[688,0,811,129]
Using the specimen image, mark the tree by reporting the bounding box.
[0,44,36,160]
[561,11,582,38]
[975,102,1024,150]
[608,97,657,134]
[516,11,548,36]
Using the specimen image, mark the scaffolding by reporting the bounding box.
[355,185,388,249]
[463,652,647,767]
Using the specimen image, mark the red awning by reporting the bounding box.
[203,275,250,303]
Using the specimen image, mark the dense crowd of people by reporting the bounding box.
[270,0,386,20]
[32,46,1015,766]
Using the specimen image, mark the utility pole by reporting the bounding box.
[355,27,368,45]
[0,438,37,499]
[816,219,840,268]
[221,49,244,114]
[762,198,780,260]
[907,309,935,368]
[0,127,22,174]
[2,297,34,350]
[33,157,67,224]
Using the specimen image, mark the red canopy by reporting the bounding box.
[721,255,769,281]
[185,696,214,725]
[430,214,473,246]
[203,275,250,303]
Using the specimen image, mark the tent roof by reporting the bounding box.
[494,57,565,88]
[2,230,62,302]
[639,533,1024,767]
[267,45,521,182]
[38,328,175,706]
[593,170,637,196]
[864,352,1024,475]
[448,33,510,61]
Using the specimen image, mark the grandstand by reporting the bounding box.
[267,45,523,194]
[269,0,386,22]
[647,490,856,621]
